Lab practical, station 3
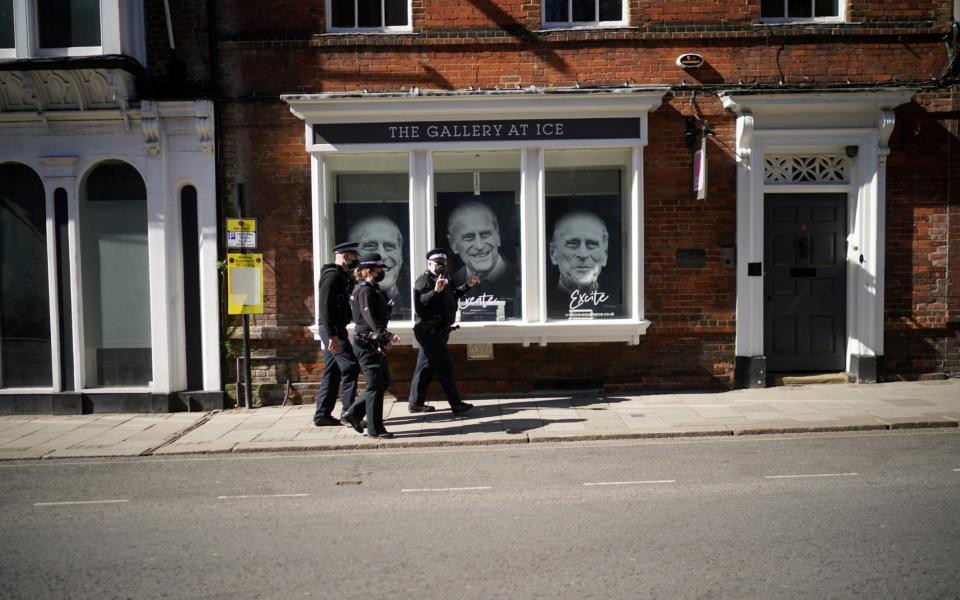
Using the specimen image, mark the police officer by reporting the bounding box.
[408,248,478,414]
[342,253,400,439]
[313,241,361,427]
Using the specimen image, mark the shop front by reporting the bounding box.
[283,87,669,350]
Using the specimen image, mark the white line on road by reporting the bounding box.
[583,480,676,486]
[400,486,492,493]
[217,493,309,499]
[34,499,129,506]
[765,472,858,479]
[953,468,960,472]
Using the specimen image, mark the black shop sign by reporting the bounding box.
[313,118,641,145]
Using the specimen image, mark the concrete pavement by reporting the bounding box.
[0,379,957,459]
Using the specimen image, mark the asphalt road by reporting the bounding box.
[1,430,958,599]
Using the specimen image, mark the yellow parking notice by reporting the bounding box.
[226,218,257,249]
[227,253,264,314]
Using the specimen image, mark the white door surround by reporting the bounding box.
[720,89,915,386]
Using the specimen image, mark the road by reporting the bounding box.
[1,429,958,599]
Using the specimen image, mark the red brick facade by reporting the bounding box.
[149,0,959,401]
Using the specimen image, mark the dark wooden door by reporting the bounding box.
[764,194,847,372]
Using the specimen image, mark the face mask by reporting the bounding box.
[433,262,447,276]
[345,258,360,270]
[374,271,386,283]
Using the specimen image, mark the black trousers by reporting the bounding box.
[344,339,390,436]
[408,323,462,407]
[314,329,360,422]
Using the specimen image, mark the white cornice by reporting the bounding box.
[720,88,916,116]
[283,87,671,123]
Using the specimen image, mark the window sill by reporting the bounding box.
[321,29,414,35]
[539,23,634,32]
[754,18,848,26]
[311,319,652,346]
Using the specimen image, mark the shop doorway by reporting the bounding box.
[764,193,847,372]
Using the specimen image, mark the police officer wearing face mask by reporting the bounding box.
[408,248,479,415]
[341,253,400,439]
[313,241,361,427]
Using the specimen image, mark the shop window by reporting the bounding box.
[0,163,52,388]
[327,153,412,320]
[328,0,410,31]
[760,0,841,20]
[37,0,101,49]
[433,151,522,322]
[543,0,625,27]
[545,149,631,321]
[81,161,151,388]
[0,0,13,50]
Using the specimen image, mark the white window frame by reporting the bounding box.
[286,89,668,346]
[542,0,628,30]
[0,0,144,63]
[759,0,846,24]
[325,0,413,33]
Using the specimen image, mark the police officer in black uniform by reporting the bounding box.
[408,248,478,414]
[342,253,400,439]
[313,241,361,427]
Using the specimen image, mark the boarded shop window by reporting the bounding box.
[328,0,410,30]
[543,0,625,27]
[327,153,413,320]
[544,149,631,321]
[433,151,522,322]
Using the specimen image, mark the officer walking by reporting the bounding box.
[313,241,361,427]
[342,253,400,439]
[408,248,478,414]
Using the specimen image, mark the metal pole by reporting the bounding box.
[238,183,253,410]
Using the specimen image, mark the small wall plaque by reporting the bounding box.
[466,343,494,361]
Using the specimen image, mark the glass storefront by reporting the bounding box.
[0,163,52,388]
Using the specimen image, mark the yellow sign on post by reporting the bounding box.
[227,253,264,314]
[226,218,257,249]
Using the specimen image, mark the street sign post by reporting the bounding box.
[226,218,257,249]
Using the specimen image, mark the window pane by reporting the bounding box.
[434,151,522,322]
[814,0,838,16]
[572,0,595,22]
[545,149,630,321]
[38,0,101,48]
[328,154,412,320]
[599,0,621,21]
[0,164,52,388]
[787,0,812,17]
[760,0,783,17]
[385,0,407,26]
[357,0,382,27]
[82,162,152,387]
[544,0,568,22]
[0,0,13,49]
[331,0,355,27]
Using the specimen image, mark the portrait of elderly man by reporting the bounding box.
[445,200,517,300]
[547,209,619,318]
[347,215,409,318]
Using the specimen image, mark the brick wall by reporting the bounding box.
[206,0,959,398]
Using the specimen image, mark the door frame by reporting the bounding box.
[721,90,914,384]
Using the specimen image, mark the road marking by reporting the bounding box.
[217,493,309,499]
[34,499,129,506]
[584,480,676,486]
[401,486,491,493]
[953,468,960,472]
[765,472,858,479]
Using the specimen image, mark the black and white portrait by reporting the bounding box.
[435,192,521,321]
[545,197,623,320]
[334,204,411,320]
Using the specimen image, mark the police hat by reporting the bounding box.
[358,253,389,269]
[333,241,359,254]
[426,248,448,262]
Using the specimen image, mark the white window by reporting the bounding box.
[760,0,843,22]
[543,0,626,28]
[326,0,411,32]
[0,1,145,62]
[37,0,101,51]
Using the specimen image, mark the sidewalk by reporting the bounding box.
[1,379,958,460]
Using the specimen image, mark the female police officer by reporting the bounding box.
[341,253,400,439]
